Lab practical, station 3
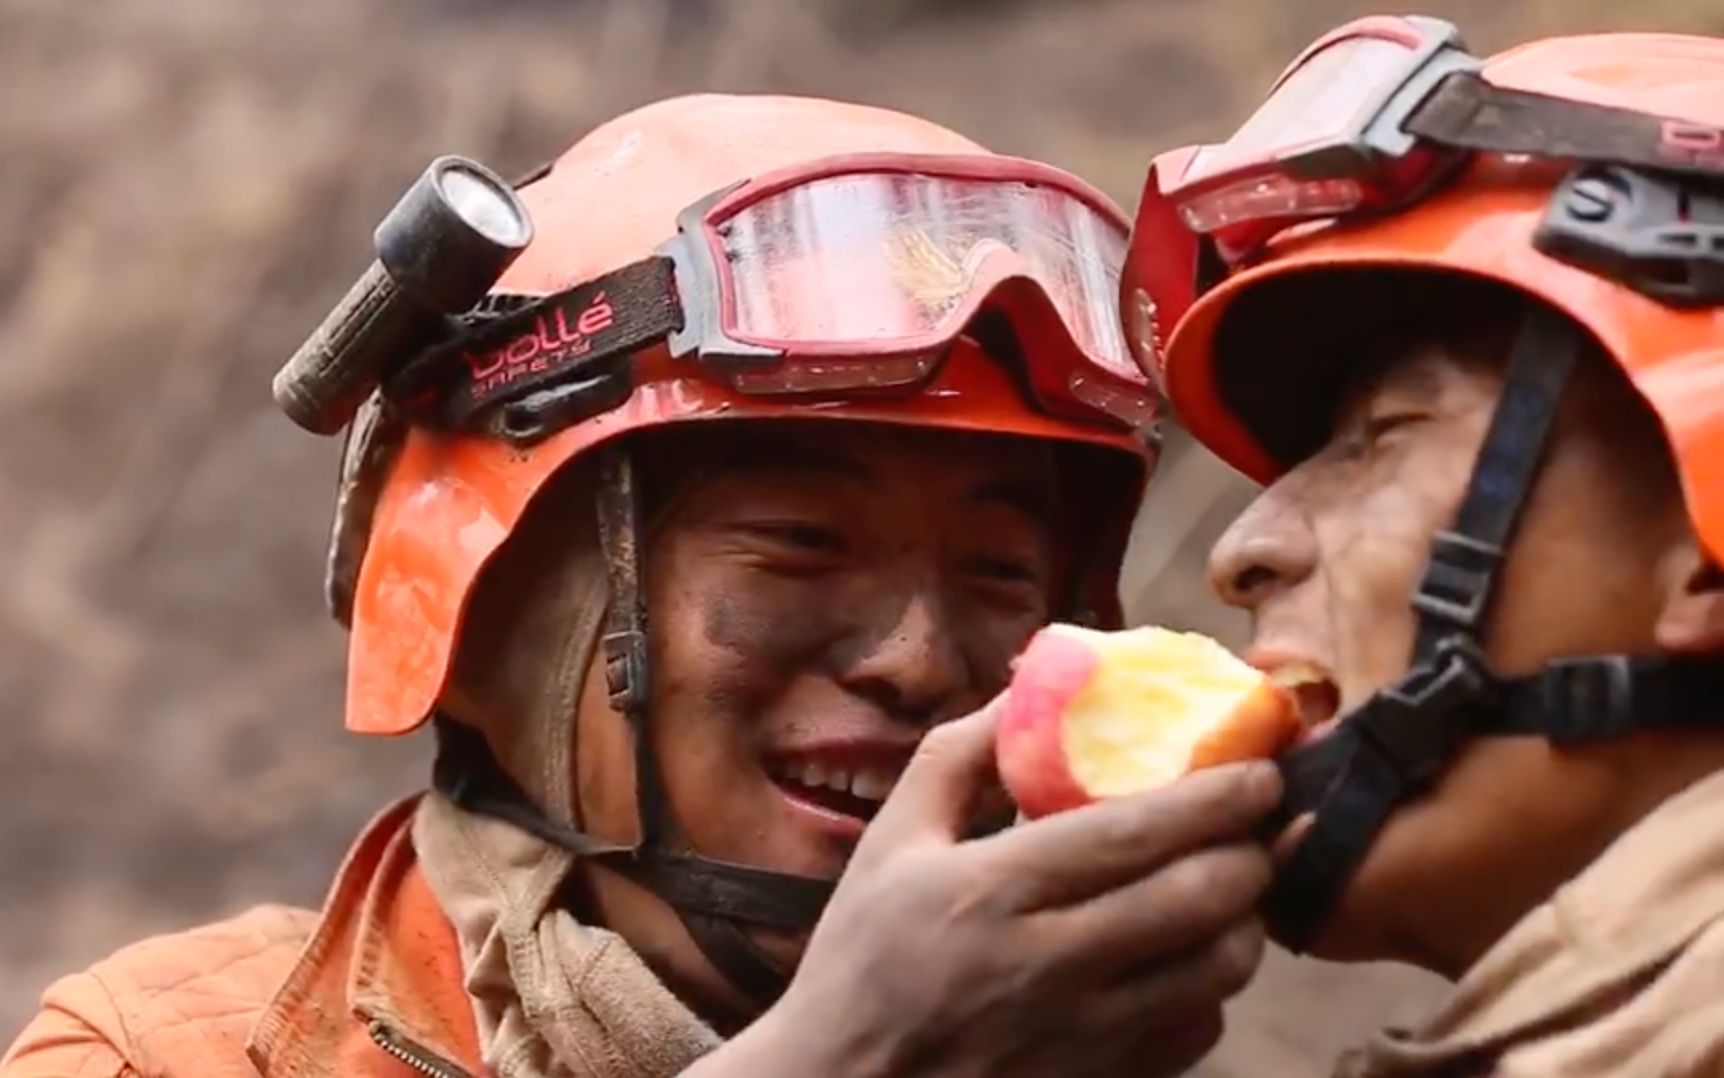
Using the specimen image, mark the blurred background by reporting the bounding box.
[5,0,1723,1072]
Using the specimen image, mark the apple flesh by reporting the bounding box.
[996,624,1300,819]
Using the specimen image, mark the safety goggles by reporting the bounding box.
[1122,13,1724,388]
[389,153,1156,439]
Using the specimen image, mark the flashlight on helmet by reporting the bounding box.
[272,155,534,435]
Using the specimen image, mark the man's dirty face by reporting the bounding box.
[577,420,1068,974]
[1208,328,1685,970]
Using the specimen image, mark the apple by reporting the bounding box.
[996,624,1300,819]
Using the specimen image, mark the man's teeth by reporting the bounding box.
[1269,661,1328,689]
[783,761,898,802]
[851,769,896,800]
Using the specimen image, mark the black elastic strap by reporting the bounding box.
[1409,72,1724,178]
[624,850,833,929]
[1273,725,1354,824]
[1265,723,1400,946]
[432,715,833,928]
[432,715,631,858]
[1267,640,1496,948]
[680,914,794,1009]
[1269,307,1581,950]
[1486,654,1724,742]
[385,256,681,427]
[1411,306,1577,658]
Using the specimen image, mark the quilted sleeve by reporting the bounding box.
[1,971,139,1078]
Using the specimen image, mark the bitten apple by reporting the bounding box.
[996,624,1300,819]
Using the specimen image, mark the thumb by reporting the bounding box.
[859,696,1006,856]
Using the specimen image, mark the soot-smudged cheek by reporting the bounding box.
[699,584,857,687]
[947,604,1038,689]
[832,585,1039,699]
[818,584,925,673]
[692,569,1039,706]
[1312,426,1480,697]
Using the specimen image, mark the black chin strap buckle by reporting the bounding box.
[1265,638,1499,950]
[1272,636,1498,823]
[603,628,650,714]
[1411,530,1503,638]
[1538,654,1659,742]
[1366,637,1496,787]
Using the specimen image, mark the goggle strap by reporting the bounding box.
[385,255,682,428]
[1408,71,1724,179]
[1411,305,1576,657]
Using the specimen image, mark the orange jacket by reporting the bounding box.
[1,797,486,1078]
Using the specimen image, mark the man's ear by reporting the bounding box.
[1654,538,1724,653]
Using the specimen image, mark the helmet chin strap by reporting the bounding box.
[433,446,834,1010]
[1266,305,1724,950]
[430,715,831,1006]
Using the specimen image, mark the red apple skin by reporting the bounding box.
[996,627,1099,820]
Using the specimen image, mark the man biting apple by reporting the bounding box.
[1125,18,1724,1076]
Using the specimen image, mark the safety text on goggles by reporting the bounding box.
[387,154,1156,440]
[1123,13,1724,386]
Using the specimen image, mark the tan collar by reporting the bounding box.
[248,795,485,1078]
[1350,768,1724,1072]
[412,789,722,1078]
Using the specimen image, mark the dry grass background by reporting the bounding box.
[4,0,1723,1072]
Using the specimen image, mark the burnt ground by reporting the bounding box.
[5,0,1722,1072]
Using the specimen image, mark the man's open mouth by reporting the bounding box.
[767,756,906,823]
[1268,662,1342,747]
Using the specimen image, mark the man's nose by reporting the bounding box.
[1208,486,1320,612]
[837,590,967,726]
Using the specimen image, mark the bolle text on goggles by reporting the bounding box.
[379,153,1157,441]
[1122,13,1724,386]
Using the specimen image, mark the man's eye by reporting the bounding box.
[966,556,1040,585]
[1363,411,1427,442]
[748,523,847,554]
[1333,411,1427,460]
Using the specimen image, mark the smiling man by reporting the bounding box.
[3,94,1281,1078]
[1129,18,1724,1077]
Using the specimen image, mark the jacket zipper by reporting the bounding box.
[367,1018,474,1078]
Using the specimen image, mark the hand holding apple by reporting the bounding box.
[712,706,1279,1078]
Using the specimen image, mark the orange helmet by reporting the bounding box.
[1124,25,1724,949]
[328,94,1156,739]
[1155,30,1724,548]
